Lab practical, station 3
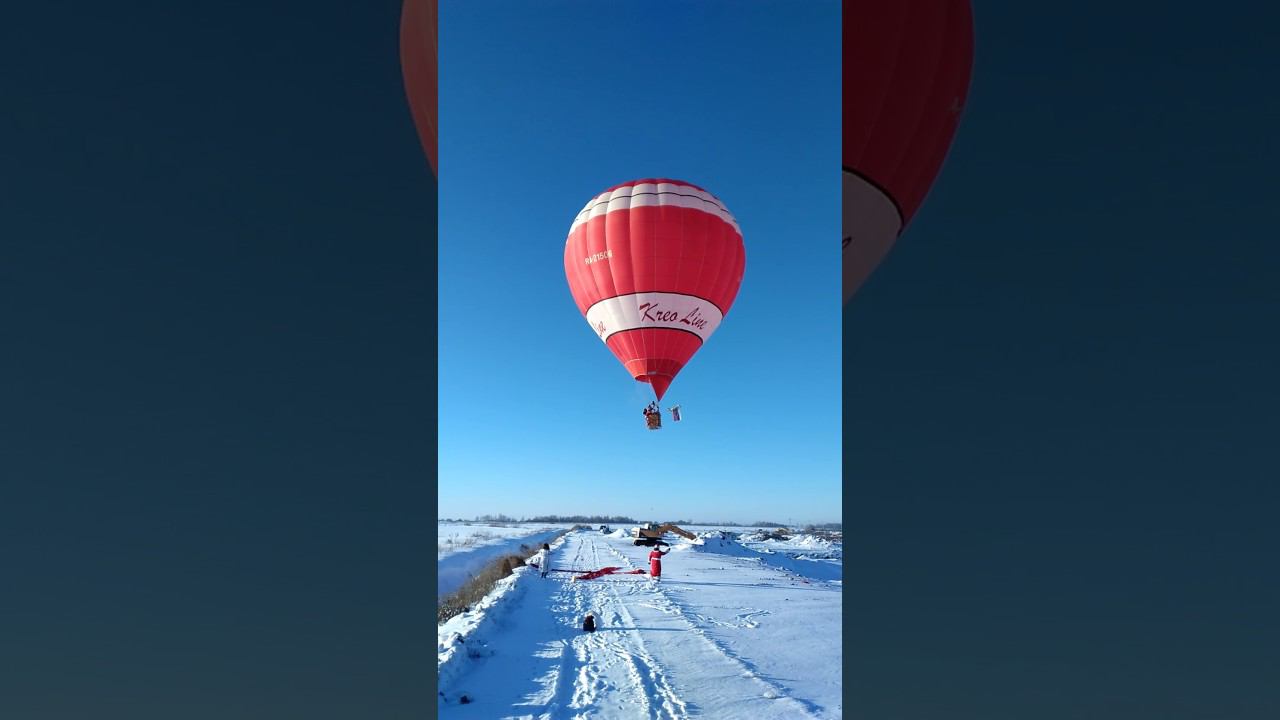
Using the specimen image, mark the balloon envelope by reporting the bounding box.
[843,0,974,302]
[400,0,437,176]
[564,179,746,401]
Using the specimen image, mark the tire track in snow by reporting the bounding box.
[642,559,827,718]
[607,536,823,719]
[556,537,682,719]
[570,533,815,719]
[589,539,689,720]
[538,540,645,718]
[546,638,575,717]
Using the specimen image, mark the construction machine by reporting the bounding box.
[632,523,699,546]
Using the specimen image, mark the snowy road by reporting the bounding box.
[439,530,842,719]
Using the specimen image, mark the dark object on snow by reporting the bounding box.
[459,695,470,705]
[583,612,596,632]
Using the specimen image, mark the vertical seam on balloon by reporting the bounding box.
[848,3,911,165]
[708,209,732,330]
[669,189,684,381]
[880,1,942,206]
[901,0,972,224]
[660,188,680,386]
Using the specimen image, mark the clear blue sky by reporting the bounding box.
[438,1,840,525]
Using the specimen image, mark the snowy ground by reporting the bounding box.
[438,529,842,718]
[735,531,844,564]
[438,522,577,560]
[663,525,843,563]
[438,522,575,599]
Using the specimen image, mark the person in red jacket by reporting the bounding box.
[648,544,671,580]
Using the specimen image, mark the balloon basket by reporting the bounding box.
[645,413,662,430]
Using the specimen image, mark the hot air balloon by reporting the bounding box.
[843,0,974,303]
[564,179,745,406]
[400,0,437,176]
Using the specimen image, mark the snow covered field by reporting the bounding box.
[438,522,577,560]
[736,531,843,563]
[438,522,575,599]
[438,528,842,718]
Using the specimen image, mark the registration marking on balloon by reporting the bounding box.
[585,292,723,344]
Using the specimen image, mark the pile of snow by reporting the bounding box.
[736,529,794,544]
[740,533,842,562]
[691,532,841,583]
[606,528,627,538]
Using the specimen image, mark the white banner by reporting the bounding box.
[584,292,724,344]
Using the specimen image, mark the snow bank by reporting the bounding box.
[437,566,531,699]
[740,533,843,562]
[691,533,842,582]
[607,528,627,538]
[437,528,563,599]
[438,535,569,698]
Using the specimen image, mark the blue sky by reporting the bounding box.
[438,1,841,524]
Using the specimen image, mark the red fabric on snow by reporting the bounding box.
[573,567,647,581]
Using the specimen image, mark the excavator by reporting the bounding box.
[632,522,699,546]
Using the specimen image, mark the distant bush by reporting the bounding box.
[805,522,842,531]
[526,515,638,524]
[802,523,842,535]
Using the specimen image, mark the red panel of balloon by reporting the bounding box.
[843,0,973,303]
[400,0,437,178]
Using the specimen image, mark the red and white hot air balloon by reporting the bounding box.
[400,0,437,177]
[564,179,746,402]
[844,0,974,303]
